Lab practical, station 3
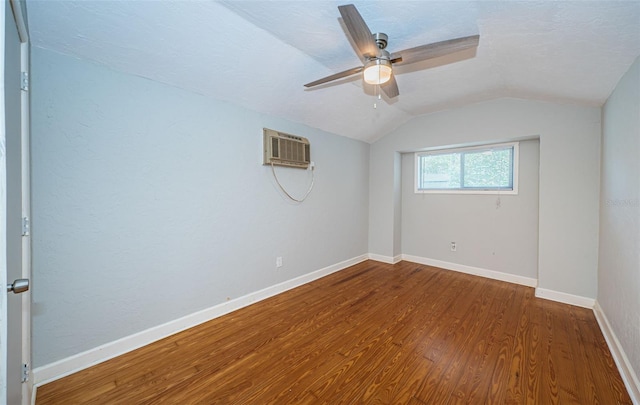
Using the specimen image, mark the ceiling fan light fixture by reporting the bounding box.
[363,58,392,85]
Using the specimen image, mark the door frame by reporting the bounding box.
[16,0,30,402]
[0,0,7,396]
[1,0,30,403]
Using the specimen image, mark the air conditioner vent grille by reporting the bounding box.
[263,128,310,169]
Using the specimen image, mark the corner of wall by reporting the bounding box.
[534,288,595,309]
[593,301,640,404]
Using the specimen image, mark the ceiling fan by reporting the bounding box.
[304,4,480,99]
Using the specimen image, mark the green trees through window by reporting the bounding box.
[416,143,517,193]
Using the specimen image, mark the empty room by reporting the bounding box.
[1,0,639,404]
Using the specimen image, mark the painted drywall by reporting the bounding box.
[370,98,601,298]
[400,139,539,278]
[30,47,369,368]
[599,57,640,383]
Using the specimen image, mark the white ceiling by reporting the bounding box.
[26,0,640,143]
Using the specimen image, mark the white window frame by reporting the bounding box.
[414,141,519,195]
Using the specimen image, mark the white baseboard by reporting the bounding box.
[32,254,368,388]
[593,301,640,404]
[401,255,538,287]
[534,287,595,309]
[368,253,402,264]
[35,253,631,405]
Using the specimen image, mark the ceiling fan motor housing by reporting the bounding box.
[373,32,388,50]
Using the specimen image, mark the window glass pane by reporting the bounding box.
[462,147,512,189]
[416,143,517,193]
[419,153,461,189]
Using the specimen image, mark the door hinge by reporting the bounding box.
[22,363,29,383]
[21,71,28,91]
[22,216,30,236]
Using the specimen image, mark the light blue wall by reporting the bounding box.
[400,139,539,279]
[30,47,370,367]
[369,99,601,298]
[599,56,640,385]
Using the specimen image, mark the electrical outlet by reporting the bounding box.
[276,257,283,268]
[450,242,457,252]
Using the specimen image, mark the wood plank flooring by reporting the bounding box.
[36,260,631,404]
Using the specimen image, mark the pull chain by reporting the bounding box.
[374,67,380,109]
[374,84,378,109]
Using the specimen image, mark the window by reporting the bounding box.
[415,142,518,194]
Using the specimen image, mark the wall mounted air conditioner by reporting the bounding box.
[263,128,310,169]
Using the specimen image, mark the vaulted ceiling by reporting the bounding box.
[26,1,640,143]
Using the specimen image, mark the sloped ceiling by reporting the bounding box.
[26,0,640,143]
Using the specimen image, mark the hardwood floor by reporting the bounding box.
[36,260,631,404]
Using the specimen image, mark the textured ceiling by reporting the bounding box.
[26,1,640,143]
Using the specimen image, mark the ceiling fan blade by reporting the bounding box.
[304,66,364,88]
[390,35,480,66]
[381,74,399,99]
[338,4,379,60]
